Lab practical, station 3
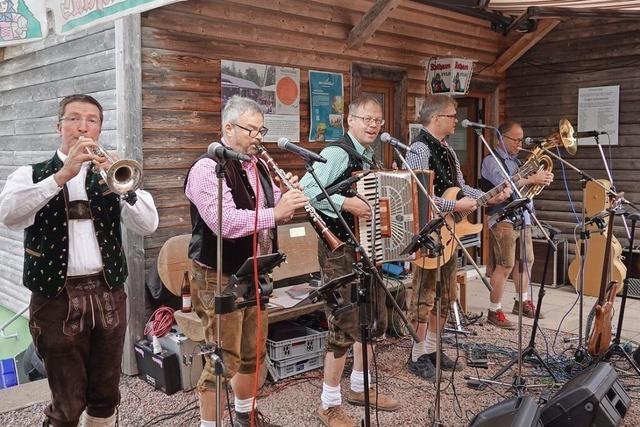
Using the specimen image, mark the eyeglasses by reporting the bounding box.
[351,115,385,126]
[437,114,457,119]
[60,116,101,128]
[504,135,524,144]
[232,123,269,138]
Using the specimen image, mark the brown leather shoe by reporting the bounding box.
[512,299,543,319]
[318,405,357,427]
[487,309,515,330]
[344,388,400,412]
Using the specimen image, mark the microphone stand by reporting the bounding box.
[392,146,490,427]
[529,146,639,357]
[304,160,420,427]
[465,129,558,395]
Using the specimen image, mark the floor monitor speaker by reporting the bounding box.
[468,394,542,427]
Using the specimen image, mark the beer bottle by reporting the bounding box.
[181,271,192,313]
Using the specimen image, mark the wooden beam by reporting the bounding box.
[116,14,145,376]
[347,0,403,50]
[487,19,560,74]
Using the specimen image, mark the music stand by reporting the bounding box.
[219,252,287,311]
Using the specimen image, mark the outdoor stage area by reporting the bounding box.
[1,273,639,426]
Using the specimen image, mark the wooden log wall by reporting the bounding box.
[506,18,640,251]
[0,24,117,313]
[141,0,508,268]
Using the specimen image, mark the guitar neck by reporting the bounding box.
[476,172,523,207]
[598,210,616,304]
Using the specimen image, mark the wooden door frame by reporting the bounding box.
[351,62,408,146]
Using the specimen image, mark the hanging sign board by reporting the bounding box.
[426,58,475,96]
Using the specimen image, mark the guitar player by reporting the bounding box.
[404,94,511,380]
[480,120,554,330]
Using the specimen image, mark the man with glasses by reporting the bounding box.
[0,94,159,427]
[184,95,308,427]
[404,94,510,381]
[301,95,400,427]
[480,121,553,329]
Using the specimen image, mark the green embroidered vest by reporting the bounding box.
[23,154,127,298]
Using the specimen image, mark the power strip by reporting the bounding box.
[466,347,488,369]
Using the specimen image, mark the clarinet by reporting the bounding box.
[256,145,345,252]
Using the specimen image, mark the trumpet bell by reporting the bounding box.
[558,118,577,155]
[106,159,143,195]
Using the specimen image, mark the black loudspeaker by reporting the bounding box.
[469,395,542,427]
[541,362,630,427]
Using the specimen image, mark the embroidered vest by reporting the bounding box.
[23,154,127,298]
[316,135,365,246]
[415,130,459,197]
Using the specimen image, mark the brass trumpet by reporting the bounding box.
[86,144,143,195]
[520,118,577,199]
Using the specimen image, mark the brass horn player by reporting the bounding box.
[520,118,577,199]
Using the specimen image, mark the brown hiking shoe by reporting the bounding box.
[487,309,515,330]
[318,405,357,427]
[512,299,543,319]
[344,388,400,412]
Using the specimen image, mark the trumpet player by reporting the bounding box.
[481,121,554,329]
[0,94,158,427]
[184,95,307,427]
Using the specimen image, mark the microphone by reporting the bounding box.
[576,130,606,138]
[460,119,493,130]
[523,136,546,146]
[277,138,327,164]
[380,132,414,153]
[207,142,251,162]
[314,171,372,203]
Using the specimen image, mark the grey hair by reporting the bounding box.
[348,95,382,116]
[419,94,457,125]
[221,95,264,126]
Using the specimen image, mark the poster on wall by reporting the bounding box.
[0,0,186,47]
[0,0,45,46]
[577,85,619,146]
[309,70,344,142]
[221,60,300,143]
[425,58,475,96]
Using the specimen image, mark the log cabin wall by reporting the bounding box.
[141,0,508,267]
[505,18,640,251]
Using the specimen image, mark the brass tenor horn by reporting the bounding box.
[520,118,577,199]
[87,145,143,195]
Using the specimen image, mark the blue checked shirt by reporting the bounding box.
[404,127,483,213]
[301,132,374,218]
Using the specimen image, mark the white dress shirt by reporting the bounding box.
[0,150,159,276]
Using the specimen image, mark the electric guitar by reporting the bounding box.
[413,159,540,270]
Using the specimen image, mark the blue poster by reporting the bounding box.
[309,70,344,142]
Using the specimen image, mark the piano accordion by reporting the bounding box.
[354,170,434,264]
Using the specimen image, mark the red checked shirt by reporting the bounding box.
[185,154,281,255]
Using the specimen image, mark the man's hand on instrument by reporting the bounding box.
[489,187,512,205]
[274,189,308,223]
[528,170,554,186]
[342,196,372,219]
[453,196,478,213]
[54,137,99,186]
[276,172,303,192]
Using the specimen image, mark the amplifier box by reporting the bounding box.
[157,329,204,391]
[531,238,568,288]
[134,339,181,395]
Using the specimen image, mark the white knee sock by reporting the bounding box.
[321,383,342,410]
[489,302,501,312]
[425,330,437,355]
[200,421,216,427]
[82,413,116,427]
[234,397,254,414]
[521,292,528,302]
[412,340,427,362]
[350,369,369,393]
